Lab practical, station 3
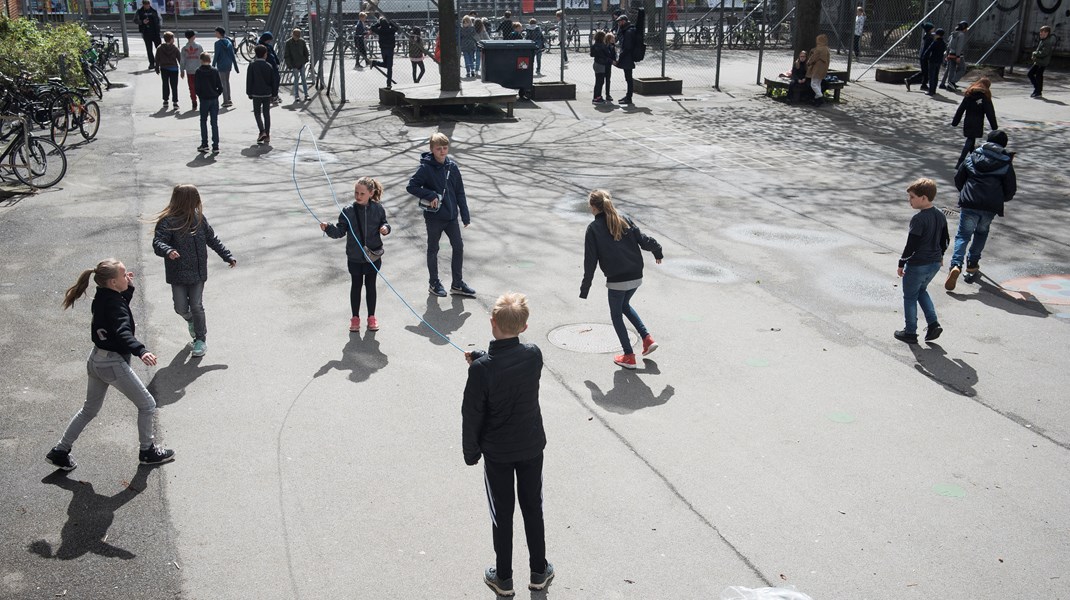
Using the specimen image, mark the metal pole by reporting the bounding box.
[976,19,1016,64]
[755,0,765,84]
[559,0,565,82]
[970,0,998,28]
[845,0,856,78]
[659,0,666,77]
[222,0,230,40]
[118,0,129,56]
[714,0,724,90]
[337,0,345,101]
[854,0,946,81]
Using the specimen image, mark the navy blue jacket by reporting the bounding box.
[922,36,946,63]
[152,216,234,285]
[462,337,546,464]
[580,212,663,298]
[323,202,391,263]
[955,143,1016,217]
[91,286,147,358]
[406,152,471,224]
[193,65,224,101]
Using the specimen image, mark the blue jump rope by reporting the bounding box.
[291,125,465,353]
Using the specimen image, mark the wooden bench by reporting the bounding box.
[382,82,519,118]
[764,77,846,103]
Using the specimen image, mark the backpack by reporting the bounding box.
[632,9,647,62]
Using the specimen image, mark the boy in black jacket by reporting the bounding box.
[463,293,554,596]
[246,44,280,145]
[921,28,947,97]
[194,53,223,153]
[895,178,949,344]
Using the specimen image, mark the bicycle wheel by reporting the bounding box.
[48,97,71,147]
[90,65,110,91]
[12,136,67,189]
[238,40,255,62]
[78,100,100,140]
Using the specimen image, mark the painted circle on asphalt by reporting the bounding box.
[999,274,1070,306]
[827,412,856,424]
[723,223,851,250]
[745,358,770,367]
[658,258,739,284]
[680,314,704,322]
[932,484,966,498]
[552,195,595,225]
[547,323,638,354]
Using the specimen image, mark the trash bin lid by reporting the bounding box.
[477,39,537,49]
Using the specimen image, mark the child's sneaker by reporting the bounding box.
[139,445,176,465]
[593,96,604,103]
[191,340,207,357]
[925,322,943,341]
[529,562,555,591]
[641,335,658,356]
[172,102,179,110]
[450,281,477,297]
[614,353,637,369]
[893,330,919,344]
[46,447,77,471]
[484,567,514,597]
[944,265,961,290]
[350,316,361,332]
[197,144,209,153]
[367,316,379,331]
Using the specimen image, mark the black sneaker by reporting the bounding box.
[450,282,476,297]
[529,562,555,591]
[894,330,919,344]
[197,144,209,153]
[139,445,176,465]
[46,447,77,471]
[484,567,514,597]
[925,323,943,341]
[429,281,447,297]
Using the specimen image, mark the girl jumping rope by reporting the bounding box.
[579,190,664,369]
[320,177,391,332]
[152,184,237,357]
[46,260,175,471]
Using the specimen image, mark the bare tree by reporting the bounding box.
[793,0,821,54]
[438,0,460,91]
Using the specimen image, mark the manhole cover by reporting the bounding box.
[724,223,850,250]
[548,323,638,354]
[551,195,593,225]
[999,274,1070,306]
[659,258,738,284]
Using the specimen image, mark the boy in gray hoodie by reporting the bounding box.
[180,30,204,109]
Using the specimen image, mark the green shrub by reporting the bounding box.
[0,16,91,86]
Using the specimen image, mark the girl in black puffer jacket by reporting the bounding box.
[152,184,237,357]
[321,177,392,333]
[951,77,998,168]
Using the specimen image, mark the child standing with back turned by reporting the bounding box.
[895,178,949,344]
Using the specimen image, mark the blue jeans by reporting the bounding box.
[608,288,649,355]
[462,49,475,73]
[902,262,941,334]
[198,98,219,148]
[291,67,308,96]
[534,50,542,73]
[951,208,996,268]
[474,48,482,73]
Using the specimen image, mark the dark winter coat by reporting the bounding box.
[370,20,399,54]
[135,6,160,38]
[617,24,639,70]
[258,35,280,69]
[323,202,391,263]
[922,36,946,64]
[284,37,310,69]
[193,65,223,101]
[91,286,147,358]
[917,31,934,62]
[462,337,546,465]
[952,91,997,139]
[406,152,471,224]
[955,142,1016,217]
[152,216,235,285]
[155,43,180,70]
[580,212,663,299]
[591,41,614,67]
[459,24,478,53]
[246,58,280,98]
[1032,34,1055,67]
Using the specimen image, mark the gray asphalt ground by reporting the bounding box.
[2,42,1069,600]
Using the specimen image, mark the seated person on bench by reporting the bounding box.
[786,50,810,103]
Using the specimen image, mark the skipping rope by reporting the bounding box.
[291,125,465,353]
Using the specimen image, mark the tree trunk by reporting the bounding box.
[793,0,821,55]
[439,0,460,91]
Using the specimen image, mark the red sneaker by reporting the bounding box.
[349,317,360,332]
[613,353,637,369]
[367,316,379,331]
[641,335,658,356]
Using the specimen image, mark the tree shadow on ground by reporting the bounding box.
[909,342,978,397]
[405,295,471,346]
[147,346,229,407]
[28,465,160,561]
[945,273,1050,319]
[584,360,675,415]
[313,330,388,383]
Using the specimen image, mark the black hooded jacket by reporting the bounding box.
[952,91,997,139]
[91,286,147,358]
[323,202,391,263]
[580,212,663,299]
[955,142,1016,217]
[406,152,470,224]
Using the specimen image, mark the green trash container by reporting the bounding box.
[478,39,536,91]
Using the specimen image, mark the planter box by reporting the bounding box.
[875,67,919,84]
[527,81,576,101]
[379,87,404,106]
[968,64,1006,78]
[633,77,683,96]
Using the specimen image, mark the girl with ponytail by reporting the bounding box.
[580,190,665,369]
[320,176,392,332]
[47,260,175,471]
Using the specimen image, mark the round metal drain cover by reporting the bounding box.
[659,258,738,284]
[548,323,638,354]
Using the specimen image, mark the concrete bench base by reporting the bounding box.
[634,77,683,96]
[379,82,518,118]
[528,81,576,101]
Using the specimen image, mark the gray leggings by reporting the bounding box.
[219,70,232,104]
[172,282,206,341]
[58,348,156,451]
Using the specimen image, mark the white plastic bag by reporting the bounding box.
[721,586,815,600]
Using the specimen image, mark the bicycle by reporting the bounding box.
[235,17,266,62]
[0,114,67,189]
[88,25,120,71]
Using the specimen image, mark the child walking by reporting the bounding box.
[152,184,237,357]
[180,30,204,109]
[951,77,997,169]
[1028,26,1054,98]
[409,27,426,83]
[46,259,175,471]
[155,31,181,110]
[462,292,554,596]
[895,178,949,344]
[193,53,223,154]
[579,190,663,369]
[320,177,391,332]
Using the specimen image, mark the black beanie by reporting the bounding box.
[987,130,1008,147]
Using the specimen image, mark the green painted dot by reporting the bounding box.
[745,358,770,367]
[680,314,703,322]
[827,412,855,424]
[932,484,966,498]
[516,260,535,269]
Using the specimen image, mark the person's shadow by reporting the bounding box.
[946,274,1050,318]
[146,346,229,407]
[909,342,979,397]
[313,330,388,383]
[405,295,471,346]
[28,465,158,561]
[584,360,675,415]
